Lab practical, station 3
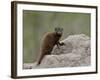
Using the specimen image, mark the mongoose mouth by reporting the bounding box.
[57,31,62,35]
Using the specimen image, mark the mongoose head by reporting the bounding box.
[55,27,63,36]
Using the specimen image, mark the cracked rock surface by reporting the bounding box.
[23,34,91,69]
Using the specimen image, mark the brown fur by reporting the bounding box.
[37,32,63,65]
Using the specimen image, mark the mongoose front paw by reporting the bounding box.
[60,42,66,46]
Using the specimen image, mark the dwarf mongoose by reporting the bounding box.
[37,27,64,65]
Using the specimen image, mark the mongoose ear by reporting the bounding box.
[55,27,60,31]
[55,27,57,32]
[55,27,63,33]
[55,27,58,32]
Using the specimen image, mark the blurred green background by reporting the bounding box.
[23,10,90,63]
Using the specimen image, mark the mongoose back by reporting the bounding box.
[37,27,64,65]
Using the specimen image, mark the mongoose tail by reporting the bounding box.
[37,52,45,65]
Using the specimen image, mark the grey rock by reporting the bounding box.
[23,34,91,69]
